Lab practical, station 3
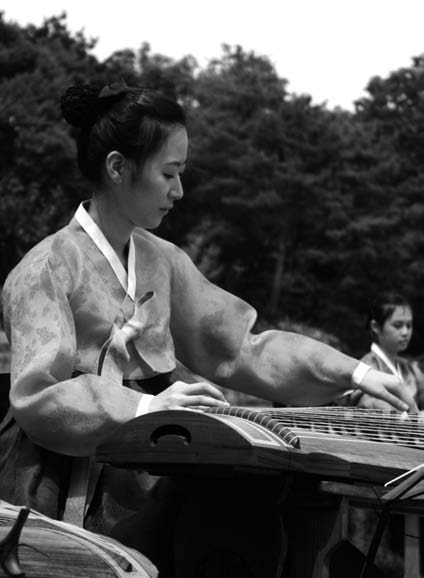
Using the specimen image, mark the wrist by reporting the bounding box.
[135,394,155,417]
[351,361,372,388]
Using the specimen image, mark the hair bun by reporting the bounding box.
[60,84,101,129]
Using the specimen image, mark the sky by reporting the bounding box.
[2,0,424,110]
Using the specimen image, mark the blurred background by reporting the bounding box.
[1,1,424,376]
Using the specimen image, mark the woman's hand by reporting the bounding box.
[355,393,394,411]
[149,380,230,412]
[358,369,418,412]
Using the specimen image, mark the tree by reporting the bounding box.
[0,13,112,280]
[3,15,424,354]
[346,57,424,352]
[179,44,291,304]
[180,46,348,332]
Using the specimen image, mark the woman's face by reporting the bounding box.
[119,125,188,230]
[374,305,413,355]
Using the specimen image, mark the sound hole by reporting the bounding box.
[150,424,191,446]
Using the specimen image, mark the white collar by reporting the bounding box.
[371,342,403,381]
[75,201,136,300]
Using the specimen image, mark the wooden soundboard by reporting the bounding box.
[96,406,424,486]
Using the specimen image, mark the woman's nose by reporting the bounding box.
[170,175,184,200]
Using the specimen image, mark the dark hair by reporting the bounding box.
[367,292,412,331]
[60,82,186,185]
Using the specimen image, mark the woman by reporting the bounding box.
[349,292,424,409]
[0,83,416,568]
[345,294,424,575]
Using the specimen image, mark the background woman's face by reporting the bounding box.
[375,305,413,355]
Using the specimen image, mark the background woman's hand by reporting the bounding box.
[358,369,418,412]
[149,380,229,412]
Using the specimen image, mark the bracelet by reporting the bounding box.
[351,361,372,387]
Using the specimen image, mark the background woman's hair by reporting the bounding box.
[60,83,186,185]
[367,291,412,330]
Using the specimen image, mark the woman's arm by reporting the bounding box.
[4,259,143,457]
[169,246,415,411]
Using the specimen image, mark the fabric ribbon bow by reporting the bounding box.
[96,290,176,382]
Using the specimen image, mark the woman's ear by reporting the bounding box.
[105,151,125,183]
[370,319,380,338]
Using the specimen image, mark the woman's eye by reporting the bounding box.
[164,173,183,181]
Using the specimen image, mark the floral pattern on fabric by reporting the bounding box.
[2,207,357,460]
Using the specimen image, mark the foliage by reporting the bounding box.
[1,13,424,357]
[0,13,111,275]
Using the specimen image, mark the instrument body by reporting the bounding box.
[96,406,424,578]
[96,406,424,485]
[0,501,157,578]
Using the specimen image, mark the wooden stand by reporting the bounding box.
[283,475,350,578]
[170,473,384,578]
[321,480,424,578]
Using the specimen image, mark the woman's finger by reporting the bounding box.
[179,394,230,408]
[356,394,393,411]
[359,370,418,412]
[374,390,415,412]
[172,381,228,402]
[380,379,418,412]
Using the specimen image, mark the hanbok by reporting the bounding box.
[0,201,354,535]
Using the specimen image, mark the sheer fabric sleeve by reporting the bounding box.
[169,246,357,406]
[3,259,142,457]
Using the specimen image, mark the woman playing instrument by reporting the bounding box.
[343,294,424,575]
[0,83,417,570]
[348,292,424,409]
